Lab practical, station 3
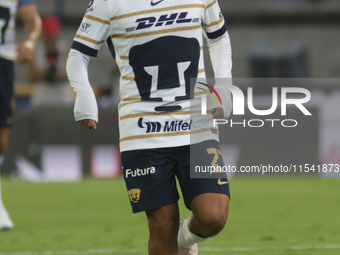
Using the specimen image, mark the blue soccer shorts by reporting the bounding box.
[121,140,230,213]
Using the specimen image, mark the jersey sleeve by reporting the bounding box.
[18,0,35,6]
[71,0,111,58]
[203,0,227,39]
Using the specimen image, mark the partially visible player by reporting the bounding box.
[0,0,41,231]
[67,0,232,254]
[29,15,74,107]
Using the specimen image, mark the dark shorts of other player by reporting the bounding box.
[121,140,230,213]
[0,57,14,128]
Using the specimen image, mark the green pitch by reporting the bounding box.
[1,177,340,255]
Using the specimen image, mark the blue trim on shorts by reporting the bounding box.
[206,23,227,39]
[71,41,98,57]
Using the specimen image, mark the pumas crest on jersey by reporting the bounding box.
[86,0,94,13]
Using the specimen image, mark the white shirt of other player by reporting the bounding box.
[71,0,231,152]
[0,0,33,60]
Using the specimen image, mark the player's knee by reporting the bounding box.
[206,215,227,236]
[195,211,228,237]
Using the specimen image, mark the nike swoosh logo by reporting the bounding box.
[218,178,228,185]
[151,0,165,6]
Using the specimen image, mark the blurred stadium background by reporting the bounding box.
[1,0,340,254]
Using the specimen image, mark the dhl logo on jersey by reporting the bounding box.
[125,12,200,32]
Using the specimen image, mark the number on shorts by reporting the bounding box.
[207,148,222,171]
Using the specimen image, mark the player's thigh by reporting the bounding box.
[121,147,180,214]
[176,140,230,211]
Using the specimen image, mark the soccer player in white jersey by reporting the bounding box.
[67,0,232,254]
[0,0,41,231]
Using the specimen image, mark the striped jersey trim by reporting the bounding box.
[111,4,205,20]
[121,97,141,102]
[113,25,202,39]
[121,92,205,103]
[122,77,135,81]
[120,128,218,142]
[71,41,98,57]
[206,23,227,39]
[84,14,110,25]
[205,0,217,10]
[195,91,205,96]
[205,16,224,27]
[120,110,201,121]
[75,34,105,44]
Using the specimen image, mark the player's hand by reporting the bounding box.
[16,40,35,63]
[208,107,224,119]
[79,119,97,130]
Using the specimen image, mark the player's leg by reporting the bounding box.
[0,129,14,231]
[177,194,229,250]
[0,58,14,155]
[0,57,15,156]
[146,203,180,255]
[0,57,15,231]
[189,193,229,237]
[177,140,231,250]
[0,171,14,231]
[121,147,180,254]
[0,128,11,155]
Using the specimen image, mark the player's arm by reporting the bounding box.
[66,0,110,130]
[206,32,233,119]
[66,49,98,130]
[207,33,232,81]
[17,3,42,63]
[204,0,233,119]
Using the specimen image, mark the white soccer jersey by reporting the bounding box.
[72,0,229,152]
[0,0,18,60]
[0,0,34,60]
